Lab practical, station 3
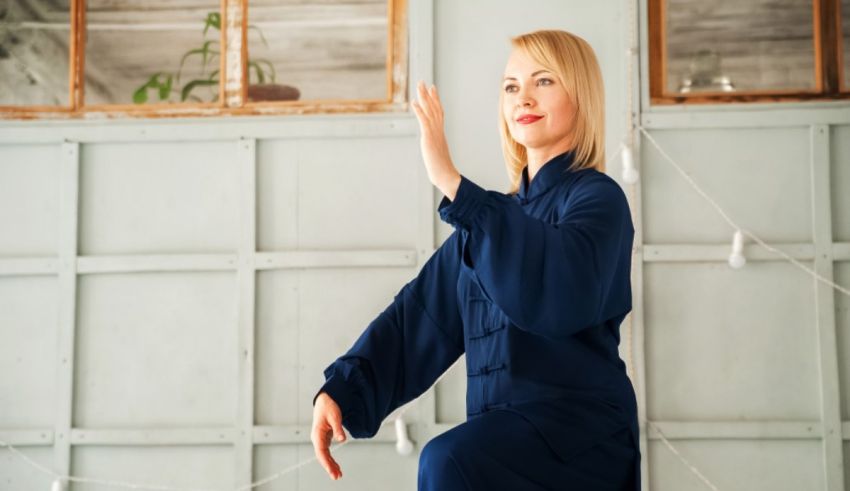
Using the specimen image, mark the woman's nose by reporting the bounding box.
[517,98,534,109]
[516,89,535,106]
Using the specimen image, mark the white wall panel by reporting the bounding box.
[641,127,812,244]
[254,443,419,491]
[648,439,824,491]
[293,442,419,491]
[78,141,241,255]
[645,261,820,421]
[836,262,850,421]
[257,137,419,251]
[845,441,850,491]
[0,446,54,490]
[831,125,850,242]
[74,272,238,427]
[255,266,422,427]
[71,445,234,491]
[0,276,58,427]
[0,144,61,256]
[434,357,466,424]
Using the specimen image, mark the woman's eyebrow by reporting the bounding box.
[503,70,551,81]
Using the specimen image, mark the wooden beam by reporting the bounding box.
[814,0,841,94]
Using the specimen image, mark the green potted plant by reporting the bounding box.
[133,12,300,104]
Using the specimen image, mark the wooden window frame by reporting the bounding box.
[0,0,409,120]
[648,0,849,105]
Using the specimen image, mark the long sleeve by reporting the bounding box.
[437,173,633,340]
[312,230,466,438]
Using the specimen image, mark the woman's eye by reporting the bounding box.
[504,78,553,93]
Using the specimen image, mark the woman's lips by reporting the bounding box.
[517,115,543,124]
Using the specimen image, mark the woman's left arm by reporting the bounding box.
[438,173,634,340]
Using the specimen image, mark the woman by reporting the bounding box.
[311,29,639,490]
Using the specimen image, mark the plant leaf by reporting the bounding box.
[203,12,221,36]
[177,49,203,83]
[200,40,215,73]
[181,79,218,102]
[132,72,165,104]
[159,74,173,100]
[255,58,276,83]
[133,85,148,104]
[248,25,268,47]
[247,61,265,84]
[177,42,219,82]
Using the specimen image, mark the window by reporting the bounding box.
[648,0,850,104]
[0,0,408,119]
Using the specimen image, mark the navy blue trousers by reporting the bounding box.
[418,409,636,490]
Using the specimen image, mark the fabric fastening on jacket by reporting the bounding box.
[314,148,640,490]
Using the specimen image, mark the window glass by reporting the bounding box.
[665,0,815,94]
[0,0,71,106]
[245,0,388,103]
[85,1,221,105]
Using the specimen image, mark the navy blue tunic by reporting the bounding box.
[314,149,640,490]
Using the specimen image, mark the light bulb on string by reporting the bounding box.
[621,142,639,184]
[728,229,746,269]
[394,416,413,456]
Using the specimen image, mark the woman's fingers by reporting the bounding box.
[331,411,347,443]
[413,81,445,136]
[312,423,343,480]
[415,81,432,120]
[429,84,443,118]
[416,80,441,121]
[411,100,428,135]
[311,399,344,481]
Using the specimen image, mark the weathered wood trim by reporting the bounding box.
[647,0,848,105]
[0,0,410,119]
[814,0,841,94]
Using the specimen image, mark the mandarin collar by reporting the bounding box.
[516,148,579,203]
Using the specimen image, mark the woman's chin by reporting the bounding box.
[513,135,548,150]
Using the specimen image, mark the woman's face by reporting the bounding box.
[501,49,577,152]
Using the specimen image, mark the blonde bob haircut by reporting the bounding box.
[499,29,606,195]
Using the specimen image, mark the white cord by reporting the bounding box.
[638,125,850,298]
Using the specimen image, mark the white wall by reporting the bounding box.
[1,1,849,490]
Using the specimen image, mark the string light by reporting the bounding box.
[621,141,640,184]
[728,229,746,269]
[638,125,850,298]
[394,416,414,456]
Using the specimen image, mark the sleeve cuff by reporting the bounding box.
[312,372,357,413]
[437,174,489,229]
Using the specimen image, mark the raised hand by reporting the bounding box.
[411,80,461,200]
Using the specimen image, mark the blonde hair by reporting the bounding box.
[499,29,606,194]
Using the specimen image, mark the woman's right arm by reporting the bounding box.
[312,229,466,438]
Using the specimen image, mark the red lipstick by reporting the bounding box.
[517,114,543,124]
